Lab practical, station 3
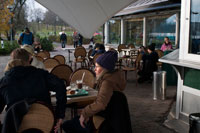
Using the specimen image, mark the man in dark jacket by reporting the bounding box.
[138,43,159,83]
[78,33,83,46]
[0,48,66,132]
[60,32,67,48]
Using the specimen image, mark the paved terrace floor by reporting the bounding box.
[0,43,177,132]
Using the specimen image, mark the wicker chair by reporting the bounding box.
[155,50,164,69]
[70,68,96,88]
[53,55,66,64]
[118,44,131,66]
[43,58,60,72]
[74,47,87,69]
[36,51,49,59]
[117,44,127,53]
[69,68,96,117]
[51,64,73,86]
[128,44,135,48]
[122,52,143,86]
[89,53,102,70]
[35,56,44,62]
[18,103,55,133]
[43,51,50,58]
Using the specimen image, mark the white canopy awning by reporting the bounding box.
[36,0,137,38]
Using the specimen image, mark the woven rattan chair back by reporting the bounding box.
[36,52,49,59]
[35,56,44,62]
[18,103,55,133]
[53,55,66,64]
[43,51,50,58]
[76,46,84,49]
[155,49,164,58]
[70,68,96,88]
[118,44,127,53]
[43,58,60,69]
[108,48,117,52]
[128,44,135,48]
[51,64,73,86]
[135,52,143,69]
[92,53,102,65]
[74,47,87,59]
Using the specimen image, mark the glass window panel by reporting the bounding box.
[189,0,200,54]
[109,20,121,44]
[146,14,176,48]
[126,19,143,47]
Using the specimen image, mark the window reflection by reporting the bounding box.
[109,20,121,44]
[147,15,176,48]
[126,18,143,46]
[189,0,200,54]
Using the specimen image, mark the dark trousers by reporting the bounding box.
[61,41,66,48]
[62,116,91,133]
[74,42,78,48]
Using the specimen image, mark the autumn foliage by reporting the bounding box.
[0,0,14,34]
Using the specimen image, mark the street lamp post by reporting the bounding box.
[54,16,59,36]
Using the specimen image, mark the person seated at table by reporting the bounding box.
[160,37,173,51]
[33,37,42,53]
[138,43,159,83]
[11,45,45,69]
[138,46,147,55]
[0,49,66,132]
[90,43,105,57]
[62,51,132,133]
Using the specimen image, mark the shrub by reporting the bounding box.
[0,41,20,55]
[83,38,90,44]
[40,37,54,51]
[48,35,60,42]
[67,36,73,45]
[94,35,103,43]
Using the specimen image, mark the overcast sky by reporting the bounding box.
[26,0,47,21]
[27,0,47,12]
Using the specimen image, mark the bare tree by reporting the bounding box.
[43,10,68,28]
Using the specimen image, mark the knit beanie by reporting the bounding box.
[96,51,118,71]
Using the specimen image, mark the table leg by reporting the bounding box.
[68,50,71,63]
[68,50,73,67]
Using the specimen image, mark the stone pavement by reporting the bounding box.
[0,43,178,132]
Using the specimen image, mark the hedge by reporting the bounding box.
[0,41,20,55]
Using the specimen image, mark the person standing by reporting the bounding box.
[160,37,173,51]
[18,27,34,47]
[60,32,67,48]
[138,43,159,83]
[78,33,83,46]
[73,31,79,48]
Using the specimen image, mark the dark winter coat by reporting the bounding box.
[60,33,67,41]
[82,70,126,119]
[97,91,132,133]
[0,66,66,119]
[141,51,159,77]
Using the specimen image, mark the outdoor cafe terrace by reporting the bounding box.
[0,43,182,132]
